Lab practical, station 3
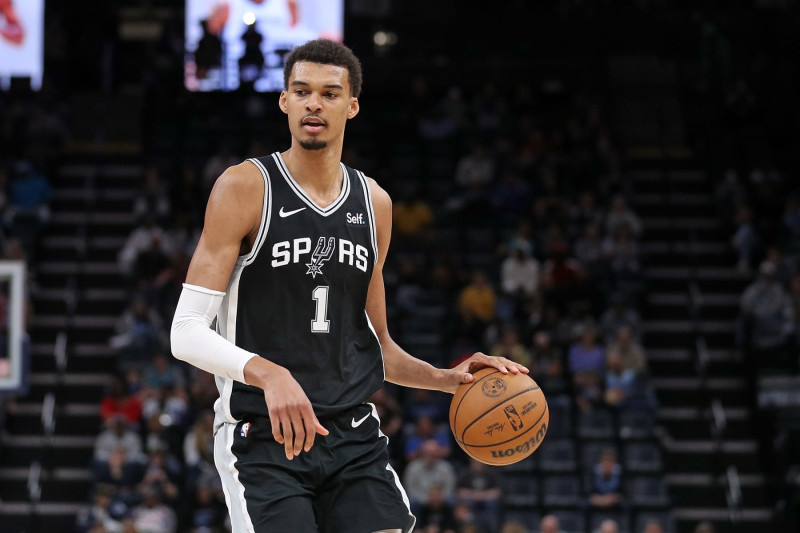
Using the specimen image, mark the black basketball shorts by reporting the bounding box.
[213,402,416,533]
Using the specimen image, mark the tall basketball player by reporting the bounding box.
[170,39,527,533]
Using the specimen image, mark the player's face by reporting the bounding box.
[280,61,359,151]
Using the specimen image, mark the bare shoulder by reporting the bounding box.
[204,161,265,236]
[365,176,392,216]
[210,161,264,200]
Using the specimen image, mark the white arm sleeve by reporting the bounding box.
[170,283,259,384]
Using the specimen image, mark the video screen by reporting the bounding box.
[0,0,44,90]
[185,0,344,92]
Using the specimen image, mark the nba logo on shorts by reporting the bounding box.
[241,422,251,438]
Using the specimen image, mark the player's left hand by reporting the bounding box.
[443,352,529,394]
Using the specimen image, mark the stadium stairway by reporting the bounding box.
[0,158,139,532]
[632,168,774,533]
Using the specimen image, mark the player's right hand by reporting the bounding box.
[261,367,329,460]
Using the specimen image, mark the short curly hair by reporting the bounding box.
[283,39,363,98]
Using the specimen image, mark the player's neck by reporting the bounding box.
[281,144,344,205]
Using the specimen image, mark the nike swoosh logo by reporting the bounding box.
[279,206,306,218]
[351,412,371,428]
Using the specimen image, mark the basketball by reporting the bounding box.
[449,367,549,466]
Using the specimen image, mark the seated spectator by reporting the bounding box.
[93,447,143,499]
[404,388,450,425]
[607,325,647,374]
[94,414,146,465]
[499,242,540,321]
[455,144,494,191]
[184,411,214,467]
[574,224,606,275]
[133,166,171,224]
[600,293,641,345]
[75,484,127,533]
[604,350,638,409]
[4,159,52,257]
[589,449,623,509]
[539,514,565,533]
[392,183,434,244]
[457,270,496,341]
[569,325,605,376]
[110,296,166,371]
[598,519,620,533]
[490,170,532,217]
[368,387,404,443]
[141,386,190,443]
[532,331,566,394]
[138,446,181,504]
[201,143,239,194]
[694,521,715,533]
[119,214,172,277]
[542,241,587,307]
[100,374,142,426]
[456,458,502,533]
[405,415,452,461]
[490,325,532,369]
[402,439,457,513]
[737,261,795,371]
[186,483,227,533]
[453,501,476,533]
[142,351,185,391]
[418,484,458,533]
[131,485,177,533]
[570,191,604,239]
[731,203,758,273]
[643,520,664,533]
[603,226,640,274]
[605,194,642,238]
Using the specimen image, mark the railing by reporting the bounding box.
[685,231,743,526]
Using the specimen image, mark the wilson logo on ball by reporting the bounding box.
[489,422,547,459]
[481,377,507,398]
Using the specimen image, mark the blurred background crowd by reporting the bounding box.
[1,1,800,533]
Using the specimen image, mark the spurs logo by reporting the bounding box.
[306,237,336,278]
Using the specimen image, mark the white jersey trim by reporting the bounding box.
[272,152,350,216]
[356,171,379,264]
[214,420,256,533]
[241,158,273,266]
[214,263,245,424]
[368,403,416,532]
[365,311,385,381]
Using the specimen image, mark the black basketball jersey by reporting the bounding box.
[213,152,384,422]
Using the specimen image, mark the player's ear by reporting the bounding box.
[279,91,288,114]
[347,97,359,119]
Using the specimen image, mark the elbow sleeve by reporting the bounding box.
[170,283,258,384]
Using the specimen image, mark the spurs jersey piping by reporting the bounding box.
[214,158,271,424]
[272,152,350,216]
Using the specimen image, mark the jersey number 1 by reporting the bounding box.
[311,286,330,333]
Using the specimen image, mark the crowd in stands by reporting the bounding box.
[724,167,800,375]
[75,67,669,533]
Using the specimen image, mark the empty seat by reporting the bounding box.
[626,476,670,509]
[542,475,582,508]
[623,442,663,473]
[502,452,536,474]
[538,439,577,473]
[577,409,616,440]
[618,409,655,440]
[546,397,573,439]
[554,510,586,533]
[502,473,538,507]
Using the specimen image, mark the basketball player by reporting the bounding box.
[171,39,527,533]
